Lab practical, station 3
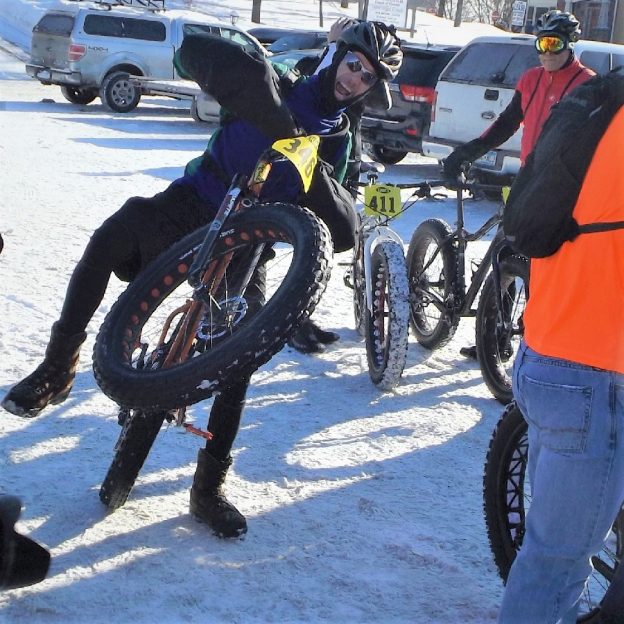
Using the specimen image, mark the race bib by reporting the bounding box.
[272,135,320,193]
[364,184,402,218]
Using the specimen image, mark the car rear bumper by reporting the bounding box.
[422,136,521,176]
[361,116,423,153]
[26,64,82,86]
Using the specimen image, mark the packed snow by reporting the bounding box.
[0,1,508,622]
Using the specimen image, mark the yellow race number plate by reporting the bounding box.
[364,183,402,218]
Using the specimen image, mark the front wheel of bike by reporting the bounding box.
[351,219,367,337]
[364,240,410,390]
[99,409,167,510]
[93,203,332,410]
[406,218,459,350]
[483,401,622,619]
[476,255,529,404]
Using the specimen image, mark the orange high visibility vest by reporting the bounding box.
[524,106,624,373]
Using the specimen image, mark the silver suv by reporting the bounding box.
[26,2,264,112]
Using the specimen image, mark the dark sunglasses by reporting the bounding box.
[535,35,567,54]
[343,52,378,86]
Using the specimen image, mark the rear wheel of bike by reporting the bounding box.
[483,402,622,619]
[99,409,167,510]
[364,240,410,390]
[476,255,529,404]
[406,218,459,350]
[93,203,332,410]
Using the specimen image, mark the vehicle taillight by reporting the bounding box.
[399,85,435,104]
[430,90,438,123]
[68,44,86,62]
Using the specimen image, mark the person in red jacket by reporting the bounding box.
[443,10,594,176]
[445,9,594,359]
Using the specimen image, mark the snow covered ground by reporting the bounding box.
[0,1,508,622]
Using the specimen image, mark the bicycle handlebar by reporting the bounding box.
[358,177,505,195]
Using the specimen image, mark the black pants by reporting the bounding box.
[58,183,213,336]
[56,182,249,457]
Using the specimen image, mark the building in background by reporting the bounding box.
[521,0,622,42]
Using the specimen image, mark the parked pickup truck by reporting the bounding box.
[127,75,223,121]
[25,2,264,112]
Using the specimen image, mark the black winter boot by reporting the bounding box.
[1,322,87,418]
[189,449,247,538]
[287,320,340,354]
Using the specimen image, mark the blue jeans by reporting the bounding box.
[498,342,624,624]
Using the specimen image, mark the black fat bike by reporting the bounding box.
[483,401,623,620]
[406,179,528,404]
[95,136,333,509]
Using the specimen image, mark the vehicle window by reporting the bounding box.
[442,42,539,87]
[83,15,166,42]
[397,49,458,86]
[578,50,610,75]
[34,14,75,36]
[122,17,166,41]
[219,28,258,54]
[84,15,123,37]
[268,33,326,53]
[183,23,218,36]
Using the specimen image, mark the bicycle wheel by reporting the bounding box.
[476,255,529,404]
[406,218,459,350]
[93,203,332,410]
[352,224,367,337]
[483,402,622,619]
[364,240,410,390]
[99,409,167,510]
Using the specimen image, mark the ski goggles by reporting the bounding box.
[535,35,567,54]
[344,52,378,86]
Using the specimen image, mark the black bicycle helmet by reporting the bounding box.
[336,21,403,81]
[535,10,581,42]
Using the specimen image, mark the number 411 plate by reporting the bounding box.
[364,183,402,218]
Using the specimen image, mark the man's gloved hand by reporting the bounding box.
[287,319,340,354]
[443,138,488,181]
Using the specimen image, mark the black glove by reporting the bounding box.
[443,138,488,180]
[0,495,50,590]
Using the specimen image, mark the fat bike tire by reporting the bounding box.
[476,255,529,404]
[99,409,166,510]
[352,229,367,337]
[483,402,622,619]
[406,218,459,350]
[364,240,410,389]
[93,203,332,410]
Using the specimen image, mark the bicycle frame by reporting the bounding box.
[418,182,505,320]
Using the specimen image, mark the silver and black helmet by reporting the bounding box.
[535,10,581,43]
[336,21,403,81]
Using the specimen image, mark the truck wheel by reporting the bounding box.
[60,86,98,105]
[100,71,141,113]
[370,145,407,165]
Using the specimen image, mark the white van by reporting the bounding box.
[422,35,624,180]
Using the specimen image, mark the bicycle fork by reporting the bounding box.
[363,225,405,315]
